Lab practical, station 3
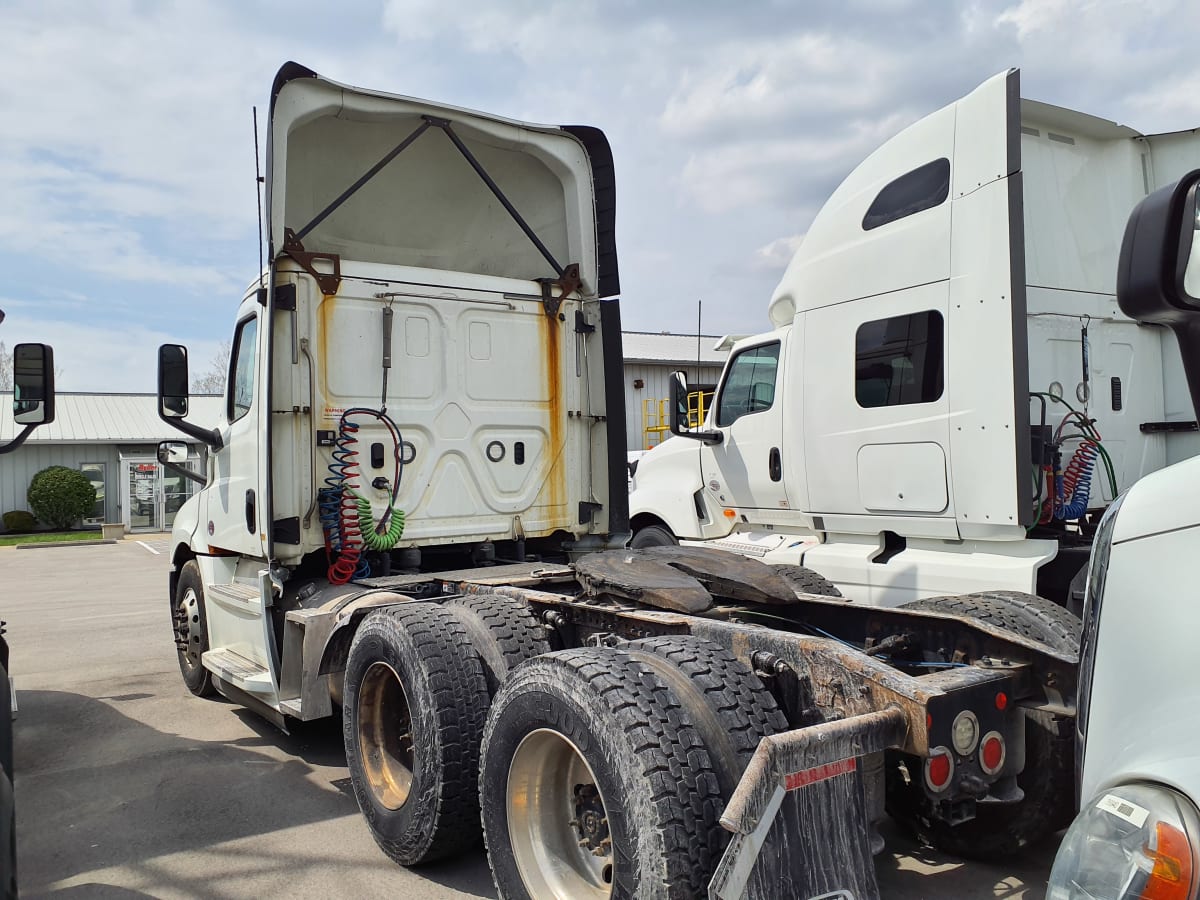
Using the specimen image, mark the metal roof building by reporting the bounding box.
[620,333,729,453]
[0,393,222,532]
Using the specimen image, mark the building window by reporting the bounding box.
[228,316,258,423]
[716,343,780,427]
[80,462,106,523]
[855,311,944,408]
[862,158,951,231]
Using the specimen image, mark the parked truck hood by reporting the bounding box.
[265,62,616,298]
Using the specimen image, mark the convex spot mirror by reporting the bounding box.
[158,344,189,418]
[157,441,188,465]
[13,343,55,426]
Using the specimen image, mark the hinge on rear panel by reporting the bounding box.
[574,310,595,334]
[538,263,581,317]
[273,283,297,311]
[273,517,301,545]
[579,501,602,525]
[281,228,342,296]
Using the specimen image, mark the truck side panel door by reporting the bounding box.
[204,310,266,559]
[702,341,790,518]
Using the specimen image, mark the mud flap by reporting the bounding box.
[710,708,908,900]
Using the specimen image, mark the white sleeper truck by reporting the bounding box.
[629,71,1200,614]
[159,64,1083,899]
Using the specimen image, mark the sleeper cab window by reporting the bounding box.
[716,343,780,427]
[228,316,258,423]
[855,311,944,408]
[862,158,951,231]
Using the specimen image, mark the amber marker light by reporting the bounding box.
[1143,820,1194,900]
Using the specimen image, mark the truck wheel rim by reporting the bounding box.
[357,661,414,810]
[507,728,613,899]
[176,589,203,670]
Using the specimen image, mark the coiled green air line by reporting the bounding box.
[350,489,405,550]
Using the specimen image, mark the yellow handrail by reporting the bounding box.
[642,391,713,449]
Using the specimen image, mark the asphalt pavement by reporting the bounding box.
[3,541,1060,898]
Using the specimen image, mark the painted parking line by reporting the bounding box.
[135,541,162,555]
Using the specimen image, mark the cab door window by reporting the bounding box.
[228,316,258,423]
[716,343,780,427]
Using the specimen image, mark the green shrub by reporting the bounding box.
[1,510,36,533]
[27,466,96,530]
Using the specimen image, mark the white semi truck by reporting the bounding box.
[158,64,1083,899]
[1046,172,1200,898]
[629,72,1200,613]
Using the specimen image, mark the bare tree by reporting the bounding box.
[192,340,231,394]
[0,342,11,391]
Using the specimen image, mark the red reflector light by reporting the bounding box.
[926,712,932,731]
[980,732,1006,775]
[995,692,1008,711]
[925,749,953,792]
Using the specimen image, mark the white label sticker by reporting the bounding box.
[1097,793,1150,828]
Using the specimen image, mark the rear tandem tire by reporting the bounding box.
[887,591,1080,859]
[629,524,678,549]
[771,564,843,598]
[480,648,725,899]
[443,592,552,696]
[343,603,490,866]
[173,561,216,698]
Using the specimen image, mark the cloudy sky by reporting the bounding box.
[1,0,1199,391]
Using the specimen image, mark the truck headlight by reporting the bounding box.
[1048,783,1200,900]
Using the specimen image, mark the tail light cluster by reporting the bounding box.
[923,708,1008,793]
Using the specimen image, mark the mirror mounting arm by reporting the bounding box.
[162,458,206,487]
[158,414,223,452]
[677,429,724,446]
[0,423,38,456]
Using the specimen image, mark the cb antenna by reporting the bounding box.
[696,299,702,381]
[253,106,266,295]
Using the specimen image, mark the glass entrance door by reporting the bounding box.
[122,459,197,532]
[125,460,161,531]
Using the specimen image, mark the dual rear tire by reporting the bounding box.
[481,638,785,898]
[342,595,785,897]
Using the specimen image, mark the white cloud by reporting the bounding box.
[0,312,223,394]
[753,234,806,271]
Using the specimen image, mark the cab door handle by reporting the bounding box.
[769,447,782,482]
[245,489,256,533]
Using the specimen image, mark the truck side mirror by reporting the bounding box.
[156,344,223,451]
[669,371,691,434]
[668,371,722,445]
[158,344,190,419]
[1117,169,1200,418]
[13,343,55,426]
[157,439,205,486]
[157,440,189,465]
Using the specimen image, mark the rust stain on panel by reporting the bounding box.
[317,293,335,398]
[538,310,566,519]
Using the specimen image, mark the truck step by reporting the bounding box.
[202,648,273,693]
[207,581,264,613]
[278,698,303,718]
